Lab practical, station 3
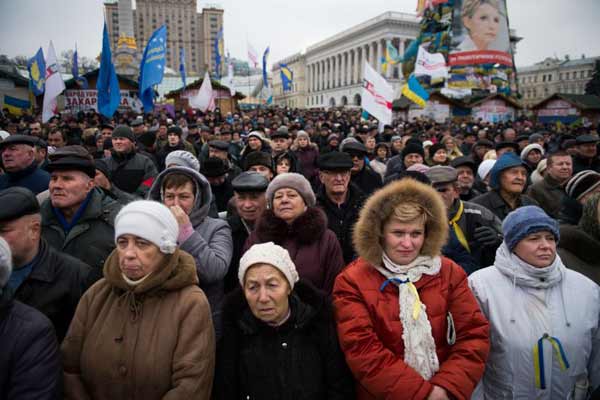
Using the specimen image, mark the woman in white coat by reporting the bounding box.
[469,206,600,399]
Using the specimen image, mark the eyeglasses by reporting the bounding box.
[436,187,451,193]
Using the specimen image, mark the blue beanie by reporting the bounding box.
[502,206,560,251]
[489,152,527,190]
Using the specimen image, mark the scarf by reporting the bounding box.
[374,253,442,380]
[494,243,564,289]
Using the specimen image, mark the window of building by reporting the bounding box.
[559,73,563,80]
[581,71,585,79]
[566,72,570,79]
[548,75,552,82]
[589,70,593,77]
[542,75,546,82]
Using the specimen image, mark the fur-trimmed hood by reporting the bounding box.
[255,206,327,245]
[353,178,448,266]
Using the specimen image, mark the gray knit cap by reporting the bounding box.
[266,172,316,208]
[165,150,200,172]
[0,237,12,289]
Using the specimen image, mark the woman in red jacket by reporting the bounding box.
[333,178,490,400]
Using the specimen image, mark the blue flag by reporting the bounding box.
[72,46,88,89]
[280,63,293,92]
[214,28,224,79]
[139,25,167,113]
[97,22,121,118]
[262,46,270,88]
[179,47,187,88]
[27,47,46,96]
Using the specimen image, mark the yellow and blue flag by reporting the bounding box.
[214,28,224,79]
[139,25,167,113]
[381,42,401,74]
[3,95,31,116]
[402,75,429,108]
[97,21,121,118]
[280,63,293,91]
[27,48,45,96]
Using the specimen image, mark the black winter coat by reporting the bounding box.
[41,188,121,284]
[215,280,355,400]
[351,164,383,197]
[0,289,62,400]
[471,190,538,221]
[103,150,158,195]
[13,239,91,341]
[316,183,366,265]
[225,214,250,294]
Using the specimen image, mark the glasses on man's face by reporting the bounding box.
[436,186,450,193]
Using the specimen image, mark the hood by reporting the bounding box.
[148,166,212,225]
[494,243,565,289]
[353,178,448,267]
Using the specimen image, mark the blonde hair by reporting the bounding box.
[388,202,430,226]
[462,0,502,19]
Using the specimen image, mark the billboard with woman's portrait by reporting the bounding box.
[449,0,512,67]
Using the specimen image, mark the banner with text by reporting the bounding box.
[64,90,142,113]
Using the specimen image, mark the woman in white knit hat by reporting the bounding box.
[61,200,215,400]
[244,172,345,294]
[215,242,354,400]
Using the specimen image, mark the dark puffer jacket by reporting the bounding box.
[215,280,355,400]
[13,239,91,341]
[0,289,62,400]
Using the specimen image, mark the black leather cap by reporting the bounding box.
[0,134,38,150]
[0,187,40,222]
[208,140,229,151]
[318,151,353,171]
[232,171,269,192]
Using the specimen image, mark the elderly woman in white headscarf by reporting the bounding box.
[61,200,215,400]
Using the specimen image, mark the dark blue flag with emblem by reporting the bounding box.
[179,47,187,88]
[214,28,223,79]
[27,47,46,96]
[139,25,167,113]
[72,46,89,89]
[97,22,121,118]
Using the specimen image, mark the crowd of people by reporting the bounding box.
[0,106,599,399]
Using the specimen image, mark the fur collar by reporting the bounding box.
[255,207,327,245]
[353,178,448,267]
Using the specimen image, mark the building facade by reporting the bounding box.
[271,11,420,109]
[518,55,599,107]
[271,53,306,108]
[104,0,223,77]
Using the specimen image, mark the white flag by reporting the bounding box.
[414,46,448,80]
[247,42,259,69]
[189,72,215,112]
[361,61,393,125]
[42,41,65,122]
[221,63,235,96]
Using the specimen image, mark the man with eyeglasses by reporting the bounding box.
[425,166,503,273]
[316,151,367,264]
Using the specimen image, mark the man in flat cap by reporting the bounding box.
[225,171,269,293]
[270,126,301,173]
[341,141,383,196]
[243,151,274,182]
[209,140,242,179]
[200,157,234,213]
[316,151,367,264]
[41,146,121,284]
[572,134,600,174]
[101,124,158,196]
[0,187,91,340]
[426,166,503,273]
[0,135,50,194]
[450,156,482,201]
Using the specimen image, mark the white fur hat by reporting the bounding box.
[114,200,179,254]
[238,242,299,289]
[477,159,497,181]
[0,237,12,288]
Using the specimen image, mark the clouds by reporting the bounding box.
[0,0,598,69]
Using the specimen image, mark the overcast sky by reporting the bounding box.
[1,0,599,70]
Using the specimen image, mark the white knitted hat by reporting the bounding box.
[114,200,179,254]
[477,159,496,180]
[165,150,200,172]
[238,242,299,289]
[0,237,12,288]
[520,143,545,160]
